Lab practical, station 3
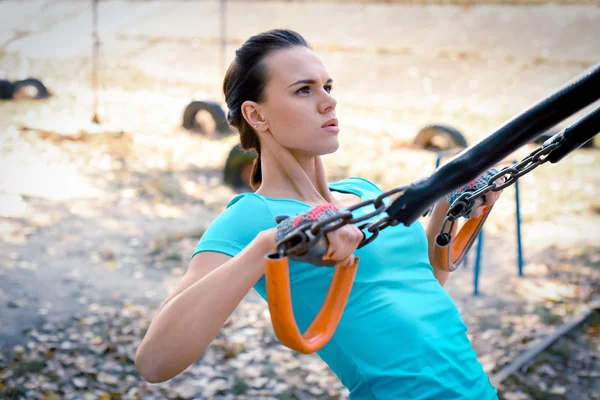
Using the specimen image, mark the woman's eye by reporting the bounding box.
[296,85,332,94]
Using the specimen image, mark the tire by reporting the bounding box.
[12,78,51,99]
[223,144,257,189]
[413,124,468,152]
[0,79,15,99]
[182,101,229,136]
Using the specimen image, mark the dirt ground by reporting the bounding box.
[1,1,599,399]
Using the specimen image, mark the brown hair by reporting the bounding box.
[223,29,310,190]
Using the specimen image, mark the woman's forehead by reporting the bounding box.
[265,47,330,87]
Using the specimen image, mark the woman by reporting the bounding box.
[135,29,502,399]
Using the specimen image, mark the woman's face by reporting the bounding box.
[257,46,339,156]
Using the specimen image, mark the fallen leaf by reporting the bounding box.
[549,385,567,395]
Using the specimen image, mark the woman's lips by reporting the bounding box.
[322,118,339,133]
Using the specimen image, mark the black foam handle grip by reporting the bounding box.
[546,106,600,163]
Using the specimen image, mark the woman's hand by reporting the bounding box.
[446,168,506,219]
[275,203,363,267]
[465,176,505,219]
[322,224,364,267]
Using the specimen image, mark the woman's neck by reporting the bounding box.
[255,149,335,205]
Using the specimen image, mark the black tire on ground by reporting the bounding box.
[12,78,51,99]
[182,101,230,135]
[0,79,15,99]
[413,124,468,151]
[223,144,257,189]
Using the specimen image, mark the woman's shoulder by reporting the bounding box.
[194,192,275,256]
[216,192,275,224]
[330,176,384,197]
[225,191,270,210]
[196,193,273,236]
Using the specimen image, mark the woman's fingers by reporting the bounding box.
[483,184,504,207]
[325,232,355,260]
[468,189,503,218]
[340,254,355,267]
[466,197,485,218]
[323,225,363,264]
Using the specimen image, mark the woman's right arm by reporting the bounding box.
[134,228,277,383]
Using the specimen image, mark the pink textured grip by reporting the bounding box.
[276,203,341,243]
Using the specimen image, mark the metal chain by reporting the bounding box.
[444,140,561,220]
[277,186,407,257]
[277,140,562,259]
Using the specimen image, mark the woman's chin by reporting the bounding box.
[297,135,339,156]
[320,140,340,156]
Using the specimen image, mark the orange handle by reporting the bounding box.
[432,207,492,272]
[265,253,358,354]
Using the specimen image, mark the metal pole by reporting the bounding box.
[515,176,524,277]
[92,0,100,124]
[219,0,227,77]
[473,230,484,295]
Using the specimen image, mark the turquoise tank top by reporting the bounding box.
[193,177,498,399]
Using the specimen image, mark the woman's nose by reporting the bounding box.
[319,92,337,114]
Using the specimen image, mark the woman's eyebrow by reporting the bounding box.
[287,78,333,88]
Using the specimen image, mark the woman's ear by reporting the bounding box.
[241,100,268,131]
